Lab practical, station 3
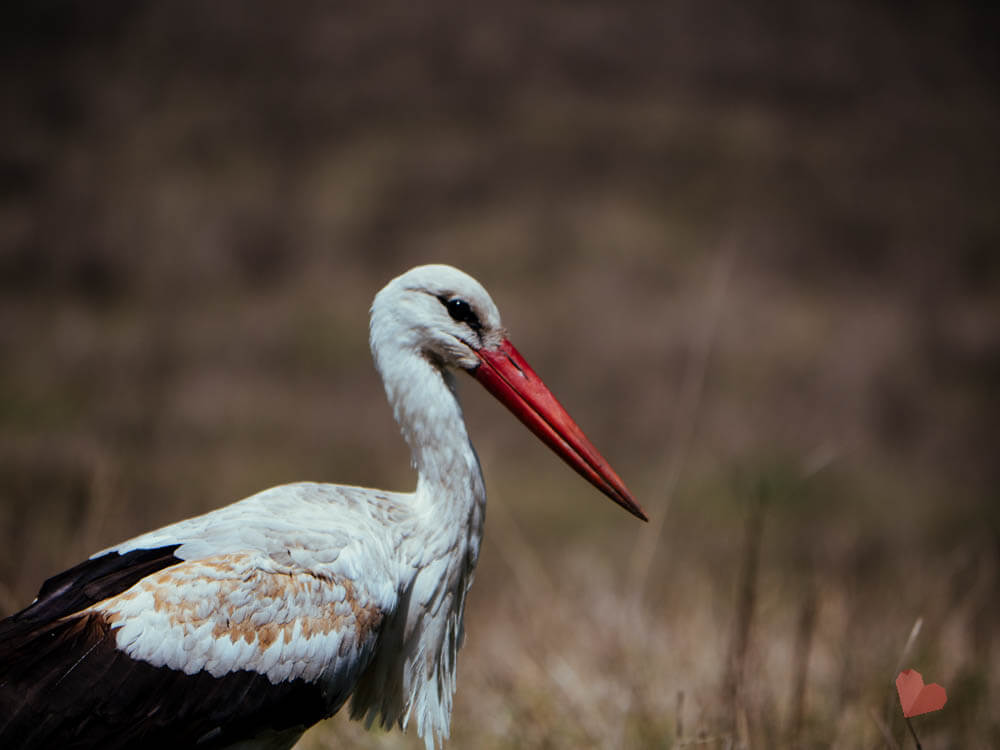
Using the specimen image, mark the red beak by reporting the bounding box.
[472,339,647,521]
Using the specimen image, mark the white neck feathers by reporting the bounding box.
[354,298,487,748]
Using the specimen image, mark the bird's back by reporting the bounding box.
[0,482,406,749]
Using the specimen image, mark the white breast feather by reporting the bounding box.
[89,483,406,687]
[89,552,386,685]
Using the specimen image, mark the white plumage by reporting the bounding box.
[0,264,645,750]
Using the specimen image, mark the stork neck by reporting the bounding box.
[363,298,487,746]
[376,348,485,517]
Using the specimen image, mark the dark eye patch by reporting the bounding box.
[439,296,483,332]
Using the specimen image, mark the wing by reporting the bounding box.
[0,545,182,636]
[0,546,392,749]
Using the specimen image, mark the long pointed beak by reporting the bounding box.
[472,339,647,521]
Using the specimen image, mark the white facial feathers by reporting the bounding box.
[370,264,506,373]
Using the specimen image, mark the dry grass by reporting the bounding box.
[298,501,999,750]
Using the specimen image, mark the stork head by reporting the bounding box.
[371,264,647,522]
[371,264,505,371]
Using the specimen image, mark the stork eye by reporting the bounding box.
[442,297,482,331]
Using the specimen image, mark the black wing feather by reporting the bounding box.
[2,612,331,749]
[0,545,182,639]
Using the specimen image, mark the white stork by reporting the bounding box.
[0,264,645,750]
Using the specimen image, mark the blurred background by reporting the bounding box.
[1,1,997,748]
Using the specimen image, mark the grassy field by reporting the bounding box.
[1,2,997,748]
